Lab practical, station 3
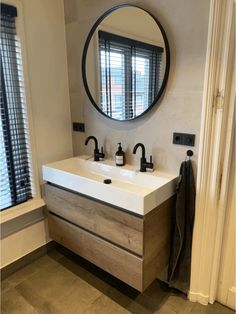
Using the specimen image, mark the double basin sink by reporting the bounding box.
[42,155,178,215]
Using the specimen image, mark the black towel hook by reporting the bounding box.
[186,150,193,160]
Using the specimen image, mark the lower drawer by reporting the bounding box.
[48,213,143,291]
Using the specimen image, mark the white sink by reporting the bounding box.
[42,155,178,215]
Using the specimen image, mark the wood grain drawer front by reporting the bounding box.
[45,184,143,256]
[48,213,143,291]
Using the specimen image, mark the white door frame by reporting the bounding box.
[188,0,235,305]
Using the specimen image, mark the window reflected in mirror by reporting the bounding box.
[99,31,163,120]
[83,6,170,121]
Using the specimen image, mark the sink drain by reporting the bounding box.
[103,179,112,184]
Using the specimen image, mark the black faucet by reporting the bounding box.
[85,136,105,161]
[132,143,153,172]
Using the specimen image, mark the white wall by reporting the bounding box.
[64,0,210,175]
[1,0,73,268]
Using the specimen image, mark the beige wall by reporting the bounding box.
[1,0,72,268]
[1,217,49,268]
[23,0,73,181]
[65,0,210,174]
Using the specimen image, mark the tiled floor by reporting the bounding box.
[1,246,234,314]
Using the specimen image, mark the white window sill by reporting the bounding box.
[0,198,46,224]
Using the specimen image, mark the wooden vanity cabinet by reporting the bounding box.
[45,183,174,292]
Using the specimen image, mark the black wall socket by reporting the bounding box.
[173,132,195,146]
[73,122,85,132]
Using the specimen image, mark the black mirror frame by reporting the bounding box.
[82,4,170,121]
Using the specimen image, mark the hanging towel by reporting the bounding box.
[168,159,196,293]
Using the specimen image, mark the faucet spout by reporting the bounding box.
[132,143,145,159]
[85,136,98,150]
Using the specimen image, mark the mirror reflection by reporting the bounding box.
[83,6,169,121]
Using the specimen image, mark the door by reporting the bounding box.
[216,136,235,310]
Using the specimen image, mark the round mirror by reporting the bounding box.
[82,5,170,121]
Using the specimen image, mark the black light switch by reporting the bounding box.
[183,134,195,146]
[73,122,85,132]
[173,133,183,145]
[173,132,195,146]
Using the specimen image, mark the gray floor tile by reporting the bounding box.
[6,254,62,287]
[51,281,101,314]
[205,302,235,314]
[15,280,63,314]
[84,294,131,314]
[1,249,235,314]
[166,294,196,313]
[1,287,38,314]
[15,261,101,314]
[50,276,102,313]
[17,264,78,301]
[1,279,13,294]
[154,303,178,314]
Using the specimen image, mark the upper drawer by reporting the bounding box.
[45,184,143,256]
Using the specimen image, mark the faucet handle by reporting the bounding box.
[146,155,154,172]
[99,146,105,160]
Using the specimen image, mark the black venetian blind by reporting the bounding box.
[99,31,163,120]
[0,3,32,210]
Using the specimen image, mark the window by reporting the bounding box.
[0,3,32,210]
[99,31,163,120]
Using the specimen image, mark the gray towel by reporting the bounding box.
[168,159,196,293]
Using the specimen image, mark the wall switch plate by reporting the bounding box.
[73,122,85,132]
[173,132,195,146]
